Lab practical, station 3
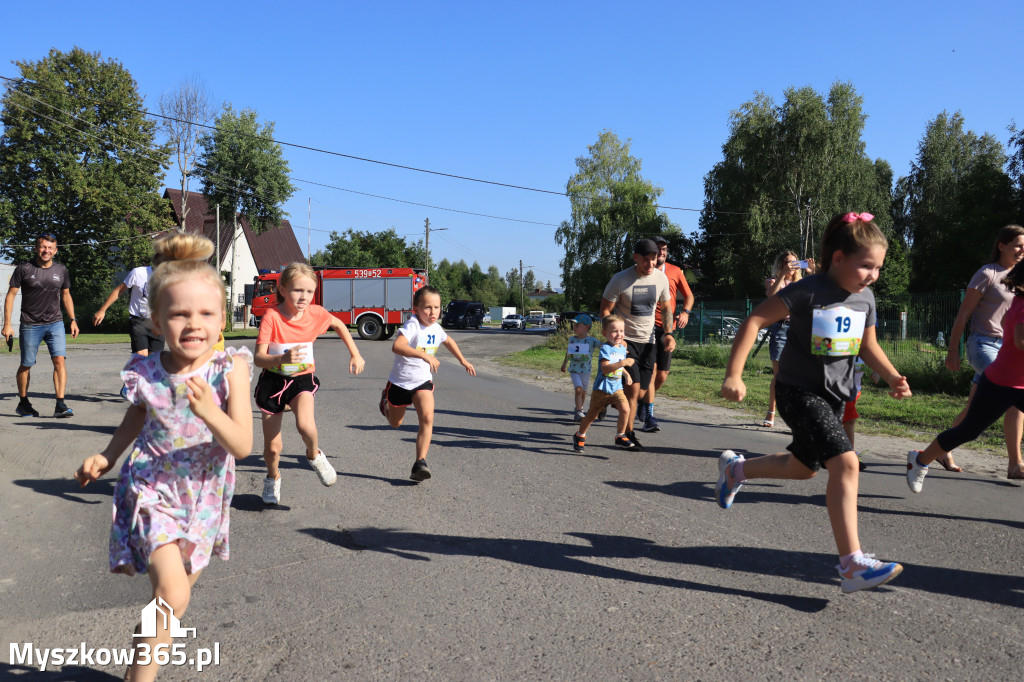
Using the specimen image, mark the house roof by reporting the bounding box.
[163,188,305,270]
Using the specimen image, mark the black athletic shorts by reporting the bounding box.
[384,380,434,407]
[653,327,672,371]
[254,369,320,414]
[775,381,852,472]
[129,315,164,355]
[625,340,657,388]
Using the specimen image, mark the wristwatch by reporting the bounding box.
[70,318,76,322]
[682,309,691,314]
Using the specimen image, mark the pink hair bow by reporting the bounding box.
[841,212,874,223]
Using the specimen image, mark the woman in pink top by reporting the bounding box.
[944,224,1024,478]
[910,256,1024,491]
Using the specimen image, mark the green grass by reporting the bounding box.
[499,338,1006,449]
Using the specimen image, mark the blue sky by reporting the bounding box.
[2,1,1021,288]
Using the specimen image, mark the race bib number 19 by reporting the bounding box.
[811,306,865,356]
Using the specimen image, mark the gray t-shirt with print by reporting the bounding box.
[776,273,877,402]
[602,266,671,344]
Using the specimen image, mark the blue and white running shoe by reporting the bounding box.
[715,450,744,509]
[837,553,903,593]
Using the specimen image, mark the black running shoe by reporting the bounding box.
[615,435,637,449]
[627,430,644,450]
[410,459,431,481]
[16,399,38,417]
[54,401,74,418]
[379,387,389,418]
[596,407,607,422]
[573,432,586,452]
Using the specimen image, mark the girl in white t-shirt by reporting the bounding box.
[379,286,476,481]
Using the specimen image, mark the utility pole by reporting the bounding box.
[424,218,447,274]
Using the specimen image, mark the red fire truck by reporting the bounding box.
[251,267,429,340]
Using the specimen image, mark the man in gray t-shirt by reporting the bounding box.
[599,239,674,447]
[1,233,79,418]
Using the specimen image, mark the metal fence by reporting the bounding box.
[680,291,965,361]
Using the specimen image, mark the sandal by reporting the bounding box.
[937,453,962,473]
[763,411,775,428]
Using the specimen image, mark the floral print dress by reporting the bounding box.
[109,347,253,576]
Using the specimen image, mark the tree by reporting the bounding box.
[555,131,678,309]
[310,227,425,268]
[696,82,897,298]
[160,76,216,231]
[895,111,1015,290]
[0,47,172,315]
[196,104,294,314]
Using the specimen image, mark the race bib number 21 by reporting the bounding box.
[811,306,865,356]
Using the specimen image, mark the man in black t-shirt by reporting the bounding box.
[2,233,79,417]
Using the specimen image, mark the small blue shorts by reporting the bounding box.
[966,332,1001,384]
[569,372,590,389]
[19,320,66,367]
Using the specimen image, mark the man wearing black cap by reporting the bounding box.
[599,238,674,448]
[639,235,694,432]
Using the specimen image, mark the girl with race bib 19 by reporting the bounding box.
[254,262,365,505]
[379,285,476,481]
[717,212,912,594]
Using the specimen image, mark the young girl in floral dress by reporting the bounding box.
[76,234,253,681]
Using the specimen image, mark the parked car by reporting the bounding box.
[502,314,526,330]
[525,310,545,325]
[542,313,559,326]
[441,300,486,329]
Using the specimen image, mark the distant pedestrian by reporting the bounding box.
[762,251,813,428]
[93,257,165,399]
[572,314,636,452]
[561,313,600,421]
[717,212,910,593]
[599,238,674,449]
[639,235,694,433]
[943,224,1024,478]
[909,257,1024,493]
[254,262,365,505]
[74,233,253,682]
[1,232,79,418]
[380,286,476,481]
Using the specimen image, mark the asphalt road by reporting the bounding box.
[1,329,1022,680]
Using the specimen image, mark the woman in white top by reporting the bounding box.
[945,224,1024,478]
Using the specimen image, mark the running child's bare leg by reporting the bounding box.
[386,402,408,428]
[290,391,319,459]
[261,412,285,480]
[129,544,196,682]
[574,386,586,412]
[412,389,435,461]
[615,404,630,435]
[735,452,815,482]
[823,451,861,556]
[1005,407,1024,477]
[577,403,600,436]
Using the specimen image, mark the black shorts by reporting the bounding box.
[254,369,320,414]
[384,380,434,407]
[625,340,657,387]
[775,382,852,472]
[129,315,164,355]
[653,327,672,371]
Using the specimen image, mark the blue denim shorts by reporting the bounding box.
[768,321,789,362]
[966,332,1001,384]
[19,320,67,367]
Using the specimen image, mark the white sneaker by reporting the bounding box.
[262,476,281,505]
[307,449,337,486]
[906,450,929,493]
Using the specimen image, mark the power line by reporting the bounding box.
[0,73,754,217]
